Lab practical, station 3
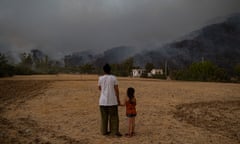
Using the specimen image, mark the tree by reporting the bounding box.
[0,53,15,77]
[173,61,229,82]
[30,49,50,73]
[80,64,95,74]
[110,58,135,76]
[122,57,134,76]
[234,63,240,77]
[0,53,7,65]
[188,61,215,81]
[145,63,155,73]
[19,53,33,69]
[233,63,240,81]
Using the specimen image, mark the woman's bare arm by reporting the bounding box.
[114,85,120,105]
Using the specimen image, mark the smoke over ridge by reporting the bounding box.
[0,0,240,62]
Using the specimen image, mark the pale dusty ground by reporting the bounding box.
[0,74,240,144]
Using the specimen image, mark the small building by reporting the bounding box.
[148,69,164,77]
[132,69,145,77]
[151,69,163,75]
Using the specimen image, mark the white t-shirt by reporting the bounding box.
[98,74,118,106]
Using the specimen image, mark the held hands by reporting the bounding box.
[118,100,125,106]
[118,101,123,106]
[119,103,125,106]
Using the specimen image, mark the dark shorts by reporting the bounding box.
[126,114,136,118]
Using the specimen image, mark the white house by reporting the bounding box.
[132,69,145,77]
[147,69,164,77]
[132,68,163,77]
[151,69,163,75]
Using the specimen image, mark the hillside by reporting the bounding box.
[64,46,138,67]
[66,13,240,72]
[133,14,240,71]
[1,14,239,77]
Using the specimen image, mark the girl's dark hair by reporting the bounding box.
[127,87,135,103]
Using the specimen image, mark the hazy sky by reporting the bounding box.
[0,0,240,59]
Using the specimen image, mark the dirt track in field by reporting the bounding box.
[0,74,240,144]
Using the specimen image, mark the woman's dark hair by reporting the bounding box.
[127,87,135,103]
[103,63,111,74]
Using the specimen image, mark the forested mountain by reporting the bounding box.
[1,14,240,78]
[65,13,240,72]
[133,14,240,72]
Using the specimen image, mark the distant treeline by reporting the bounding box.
[171,61,240,82]
[0,52,239,82]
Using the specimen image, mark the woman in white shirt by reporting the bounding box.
[98,64,122,137]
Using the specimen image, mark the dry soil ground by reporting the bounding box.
[0,74,240,144]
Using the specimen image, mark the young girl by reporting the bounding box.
[121,87,137,137]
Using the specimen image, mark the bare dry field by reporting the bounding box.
[0,74,240,144]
